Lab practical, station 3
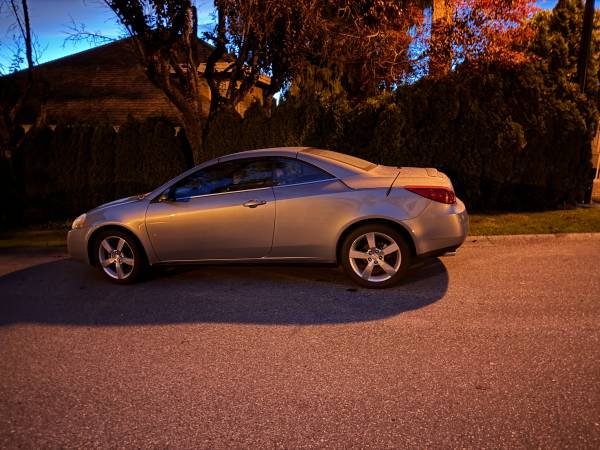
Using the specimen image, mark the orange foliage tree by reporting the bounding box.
[212,0,426,102]
[426,0,537,76]
[299,1,426,97]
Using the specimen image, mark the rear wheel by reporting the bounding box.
[93,230,145,284]
[341,224,411,289]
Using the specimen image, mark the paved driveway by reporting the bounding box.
[0,239,599,448]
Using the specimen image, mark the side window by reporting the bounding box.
[272,158,335,186]
[226,158,273,192]
[171,158,274,199]
[172,163,232,199]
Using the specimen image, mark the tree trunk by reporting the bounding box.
[204,4,227,119]
[182,114,204,165]
[430,0,453,77]
[1,0,35,149]
[577,0,595,93]
[21,0,33,83]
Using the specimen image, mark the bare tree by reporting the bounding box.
[103,0,207,163]
[63,16,119,48]
[101,0,431,164]
[72,0,283,163]
[201,0,309,112]
[0,0,40,227]
[0,0,36,155]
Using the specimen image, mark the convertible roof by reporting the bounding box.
[219,147,381,179]
[219,147,309,160]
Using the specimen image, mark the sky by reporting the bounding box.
[0,0,591,72]
[0,0,215,71]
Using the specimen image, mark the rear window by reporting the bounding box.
[303,148,377,171]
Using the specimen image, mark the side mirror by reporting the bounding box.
[157,189,174,203]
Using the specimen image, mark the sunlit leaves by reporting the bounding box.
[427,0,537,75]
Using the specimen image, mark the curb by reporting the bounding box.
[463,233,600,246]
[0,246,68,255]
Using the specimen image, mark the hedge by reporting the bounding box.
[204,62,596,211]
[2,60,596,227]
[9,117,191,224]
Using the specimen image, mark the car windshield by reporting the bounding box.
[303,148,377,171]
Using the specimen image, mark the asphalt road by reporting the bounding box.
[0,239,599,448]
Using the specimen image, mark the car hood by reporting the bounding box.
[89,195,146,213]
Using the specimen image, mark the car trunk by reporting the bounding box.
[340,165,454,192]
[392,167,454,190]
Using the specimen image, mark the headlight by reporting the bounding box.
[72,213,87,229]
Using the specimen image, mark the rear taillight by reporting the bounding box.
[405,186,456,204]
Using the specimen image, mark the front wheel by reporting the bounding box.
[94,230,145,284]
[340,224,412,289]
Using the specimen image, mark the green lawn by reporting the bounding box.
[469,208,600,236]
[1,209,600,249]
[0,221,69,249]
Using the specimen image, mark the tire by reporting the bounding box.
[340,224,412,289]
[93,229,146,284]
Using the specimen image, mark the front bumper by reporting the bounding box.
[67,227,90,264]
[404,198,469,256]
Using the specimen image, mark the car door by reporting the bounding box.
[145,158,276,262]
[269,157,350,260]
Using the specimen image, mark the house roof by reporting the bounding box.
[1,38,230,125]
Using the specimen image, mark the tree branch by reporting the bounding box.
[62,17,118,48]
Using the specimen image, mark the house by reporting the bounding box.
[2,38,269,128]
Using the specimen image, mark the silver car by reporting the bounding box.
[68,147,468,288]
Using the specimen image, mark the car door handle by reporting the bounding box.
[243,199,267,208]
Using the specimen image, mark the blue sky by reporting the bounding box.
[0,0,589,72]
[0,0,215,71]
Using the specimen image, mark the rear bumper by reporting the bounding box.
[67,228,90,264]
[404,198,469,256]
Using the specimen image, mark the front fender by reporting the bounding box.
[78,199,160,266]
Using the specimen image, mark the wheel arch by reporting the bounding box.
[87,225,148,267]
[335,218,417,264]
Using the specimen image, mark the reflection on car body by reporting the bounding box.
[68,147,469,288]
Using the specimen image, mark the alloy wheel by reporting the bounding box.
[348,232,402,283]
[97,236,135,280]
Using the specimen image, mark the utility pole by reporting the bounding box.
[577,0,595,93]
[577,0,599,203]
